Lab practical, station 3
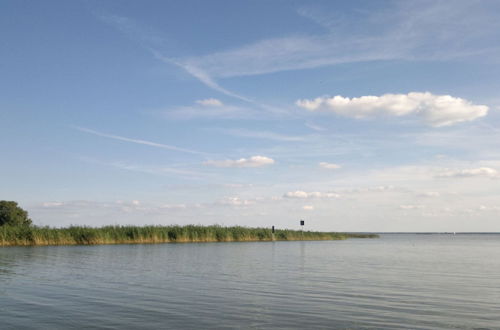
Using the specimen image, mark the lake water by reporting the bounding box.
[1,234,500,329]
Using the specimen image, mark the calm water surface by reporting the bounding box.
[1,234,500,329]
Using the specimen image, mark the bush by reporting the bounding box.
[0,201,32,227]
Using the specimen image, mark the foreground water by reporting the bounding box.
[1,234,499,329]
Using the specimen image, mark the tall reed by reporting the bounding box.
[0,225,377,246]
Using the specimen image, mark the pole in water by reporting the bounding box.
[271,225,275,241]
[300,219,304,239]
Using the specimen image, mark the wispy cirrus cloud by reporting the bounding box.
[99,1,500,108]
[151,51,253,102]
[296,92,488,127]
[158,55,297,118]
[75,126,207,155]
[319,162,341,170]
[79,156,208,179]
[174,1,500,79]
[305,123,326,132]
[438,167,499,179]
[413,123,500,159]
[96,14,254,103]
[165,102,256,119]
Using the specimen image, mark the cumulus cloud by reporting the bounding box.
[196,98,223,107]
[439,167,499,178]
[284,190,340,199]
[302,205,315,211]
[204,155,275,168]
[296,92,488,127]
[319,162,341,170]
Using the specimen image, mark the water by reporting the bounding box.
[1,234,500,329]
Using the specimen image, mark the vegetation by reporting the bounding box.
[0,201,32,227]
[0,224,378,247]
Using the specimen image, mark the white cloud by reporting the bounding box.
[284,191,309,198]
[217,197,255,206]
[478,205,500,212]
[41,200,128,210]
[196,98,223,107]
[418,191,441,198]
[35,199,199,226]
[343,185,396,194]
[204,155,275,168]
[34,157,500,230]
[302,205,315,211]
[296,92,488,127]
[284,190,340,199]
[159,203,187,209]
[319,162,341,170]
[439,167,499,178]
[42,202,64,208]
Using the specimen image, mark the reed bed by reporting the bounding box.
[0,225,378,246]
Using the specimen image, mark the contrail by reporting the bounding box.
[74,126,207,156]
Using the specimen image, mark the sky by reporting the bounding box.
[2,0,500,231]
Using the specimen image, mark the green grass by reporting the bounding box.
[0,225,378,246]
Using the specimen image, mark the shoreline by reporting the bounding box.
[0,225,378,247]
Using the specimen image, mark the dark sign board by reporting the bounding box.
[300,220,305,226]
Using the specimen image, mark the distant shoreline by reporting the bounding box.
[371,232,500,235]
[0,225,378,247]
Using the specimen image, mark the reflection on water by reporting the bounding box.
[1,235,500,329]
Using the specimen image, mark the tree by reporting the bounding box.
[0,201,32,226]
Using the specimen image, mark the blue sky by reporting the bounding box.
[2,0,500,231]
